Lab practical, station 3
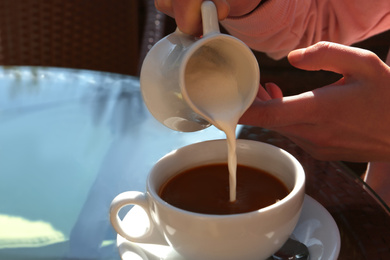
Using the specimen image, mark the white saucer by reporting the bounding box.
[117,195,340,260]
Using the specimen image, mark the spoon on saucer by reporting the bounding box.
[268,238,310,260]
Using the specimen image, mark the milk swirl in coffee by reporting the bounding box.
[185,46,246,202]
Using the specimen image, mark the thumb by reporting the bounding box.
[288,41,379,76]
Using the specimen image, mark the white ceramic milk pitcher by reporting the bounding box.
[140,1,260,132]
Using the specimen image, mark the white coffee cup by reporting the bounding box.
[140,1,259,132]
[110,139,305,260]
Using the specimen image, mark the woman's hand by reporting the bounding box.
[240,41,390,162]
[154,0,261,36]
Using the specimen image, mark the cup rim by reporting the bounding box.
[147,139,305,218]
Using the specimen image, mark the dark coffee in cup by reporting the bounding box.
[159,163,289,215]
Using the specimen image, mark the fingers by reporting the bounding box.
[241,82,311,128]
[240,91,316,128]
[265,82,283,99]
[288,41,382,77]
[256,84,272,101]
[254,82,283,101]
[155,0,229,36]
[209,0,230,20]
[171,0,205,36]
[155,0,174,17]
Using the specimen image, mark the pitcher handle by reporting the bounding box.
[201,1,220,36]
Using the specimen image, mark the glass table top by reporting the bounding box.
[0,66,228,259]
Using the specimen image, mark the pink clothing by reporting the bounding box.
[221,0,390,59]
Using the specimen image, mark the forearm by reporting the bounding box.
[221,0,390,59]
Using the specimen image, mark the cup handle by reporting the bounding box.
[110,191,161,244]
[201,1,220,36]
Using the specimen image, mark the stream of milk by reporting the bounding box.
[185,47,246,202]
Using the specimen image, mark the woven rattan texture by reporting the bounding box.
[0,0,138,75]
[239,126,390,260]
[137,0,166,75]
